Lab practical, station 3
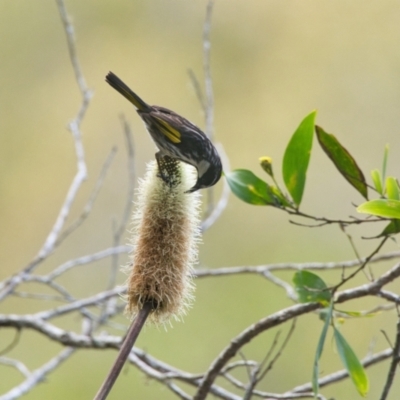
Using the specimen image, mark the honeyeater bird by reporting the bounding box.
[105,71,222,193]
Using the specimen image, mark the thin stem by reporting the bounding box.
[380,318,400,400]
[203,0,216,217]
[93,301,153,400]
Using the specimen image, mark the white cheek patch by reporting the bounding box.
[197,160,210,178]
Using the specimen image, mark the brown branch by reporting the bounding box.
[93,302,153,400]
[380,318,400,400]
[193,303,319,400]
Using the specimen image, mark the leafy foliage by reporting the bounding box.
[315,125,368,199]
[357,199,400,219]
[334,327,369,396]
[293,270,331,305]
[225,169,277,205]
[282,111,316,206]
[312,301,333,395]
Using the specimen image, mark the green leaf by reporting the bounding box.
[312,301,333,396]
[270,185,292,208]
[385,177,400,200]
[379,219,400,237]
[293,270,331,305]
[357,199,400,219]
[334,327,369,396]
[335,310,378,318]
[225,169,277,205]
[370,169,383,195]
[315,126,368,199]
[282,111,316,206]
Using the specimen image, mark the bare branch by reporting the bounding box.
[111,116,135,244]
[195,249,400,279]
[336,262,400,303]
[290,348,392,394]
[380,318,400,400]
[0,348,75,400]
[193,303,319,400]
[0,316,121,349]
[129,350,242,400]
[55,147,118,246]
[0,357,31,379]
[105,116,135,295]
[378,290,400,303]
[35,287,123,320]
[262,270,297,300]
[187,69,207,114]
[55,0,88,96]
[47,245,130,281]
[203,0,215,141]
[0,0,93,303]
[194,263,400,400]
[201,143,231,231]
[203,0,216,217]
[331,237,388,293]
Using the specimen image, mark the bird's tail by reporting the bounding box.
[106,72,150,112]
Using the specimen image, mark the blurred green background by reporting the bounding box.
[1,0,400,398]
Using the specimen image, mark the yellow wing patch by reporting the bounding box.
[153,117,181,143]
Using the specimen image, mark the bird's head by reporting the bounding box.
[185,158,222,193]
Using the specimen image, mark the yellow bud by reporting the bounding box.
[259,156,274,177]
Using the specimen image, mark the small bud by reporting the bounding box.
[259,156,274,177]
[124,159,201,324]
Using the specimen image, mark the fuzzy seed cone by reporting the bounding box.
[125,160,201,324]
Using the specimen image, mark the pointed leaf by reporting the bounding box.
[312,301,333,395]
[315,126,368,199]
[335,310,378,318]
[370,169,383,195]
[282,111,316,206]
[225,169,277,205]
[385,177,400,200]
[357,199,400,219]
[334,327,369,396]
[379,219,400,237]
[293,270,331,305]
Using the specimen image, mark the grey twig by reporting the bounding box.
[0,357,31,379]
[201,143,231,231]
[35,287,124,320]
[47,245,130,281]
[194,249,400,278]
[55,147,118,246]
[193,263,400,400]
[0,348,75,400]
[380,318,400,400]
[290,348,393,394]
[193,303,319,400]
[39,0,93,258]
[55,0,89,97]
[203,0,216,217]
[187,69,207,114]
[0,0,92,303]
[203,0,215,142]
[112,115,135,244]
[105,116,135,295]
[378,289,400,303]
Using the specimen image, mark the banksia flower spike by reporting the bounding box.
[125,156,201,324]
